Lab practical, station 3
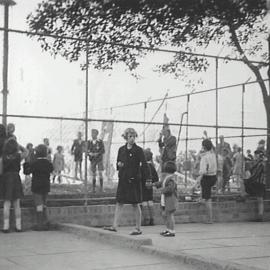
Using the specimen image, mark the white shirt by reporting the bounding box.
[199,151,217,176]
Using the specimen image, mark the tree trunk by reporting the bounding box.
[265,99,270,189]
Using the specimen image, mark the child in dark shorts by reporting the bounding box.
[141,148,159,226]
[154,161,178,237]
[24,144,53,230]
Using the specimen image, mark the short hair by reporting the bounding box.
[7,123,15,132]
[35,144,48,158]
[26,143,33,149]
[202,139,213,151]
[164,161,176,174]
[258,139,265,144]
[91,129,99,135]
[57,145,63,152]
[122,128,138,140]
[254,149,264,157]
[144,148,153,162]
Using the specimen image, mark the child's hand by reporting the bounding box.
[117,161,124,168]
[145,179,152,189]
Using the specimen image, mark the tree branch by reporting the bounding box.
[228,22,269,100]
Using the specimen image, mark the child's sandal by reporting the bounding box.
[160,230,169,236]
[163,231,175,237]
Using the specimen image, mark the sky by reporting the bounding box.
[0,0,268,157]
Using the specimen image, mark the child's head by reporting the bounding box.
[202,139,213,152]
[57,145,63,153]
[3,138,18,156]
[254,149,264,160]
[26,143,33,150]
[43,138,49,146]
[7,123,15,135]
[164,161,176,174]
[91,129,99,140]
[144,148,153,162]
[35,144,48,158]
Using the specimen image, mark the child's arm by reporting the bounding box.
[153,179,163,188]
[19,144,28,160]
[191,175,202,192]
[161,179,176,196]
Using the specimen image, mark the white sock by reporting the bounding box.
[3,219,9,230]
[16,218,21,230]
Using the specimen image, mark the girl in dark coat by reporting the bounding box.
[2,138,27,232]
[104,128,150,235]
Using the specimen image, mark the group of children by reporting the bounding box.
[0,122,62,232]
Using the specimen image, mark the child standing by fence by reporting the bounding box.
[154,161,178,237]
[141,148,159,226]
[24,144,53,230]
[53,146,65,184]
[2,138,27,232]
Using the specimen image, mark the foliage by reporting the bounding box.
[27,0,268,79]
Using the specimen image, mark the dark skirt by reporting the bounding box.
[116,178,142,204]
[2,172,23,201]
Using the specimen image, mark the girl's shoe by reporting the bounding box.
[103,226,117,232]
[163,231,175,237]
[130,228,142,235]
[160,230,169,236]
[2,229,10,233]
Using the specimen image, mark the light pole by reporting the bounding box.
[0,0,16,126]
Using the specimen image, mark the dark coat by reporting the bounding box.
[142,162,159,202]
[28,158,53,194]
[116,143,150,204]
[156,174,178,213]
[88,139,105,162]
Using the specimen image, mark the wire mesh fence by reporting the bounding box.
[0,22,268,199]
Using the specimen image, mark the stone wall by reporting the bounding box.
[1,199,268,230]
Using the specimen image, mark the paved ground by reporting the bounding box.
[118,222,270,270]
[0,230,194,270]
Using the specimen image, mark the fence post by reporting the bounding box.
[185,94,190,187]
[215,57,219,148]
[143,102,147,148]
[84,41,89,205]
[241,84,245,177]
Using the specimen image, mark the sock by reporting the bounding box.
[16,218,21,230]
[3,219,9,230]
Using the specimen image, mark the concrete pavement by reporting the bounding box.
[60,222,270,270]
[0,230,194,270]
